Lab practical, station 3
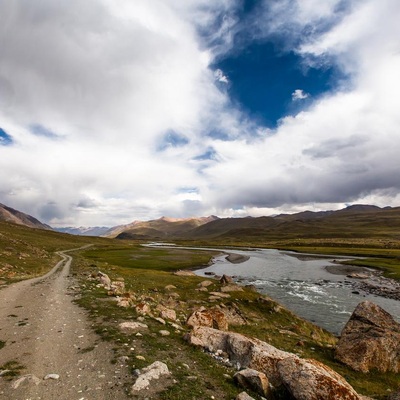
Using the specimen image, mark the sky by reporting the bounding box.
[1,0,400,227]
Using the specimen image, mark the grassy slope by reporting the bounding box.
[1,221,400,398]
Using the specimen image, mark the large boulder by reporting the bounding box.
[278,357,361,400]
[186,326,363,399]
[335,301,400,373]
[185,326,295,386]
[186,307,229,331]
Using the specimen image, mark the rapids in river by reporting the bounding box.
[194,248,400,335]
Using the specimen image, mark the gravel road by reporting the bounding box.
[0,247,129,399]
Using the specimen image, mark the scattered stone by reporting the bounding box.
[187,308,229,331]
[388,390,400,400]
[154,317,166,325]
[277,357,362,400]
[164,284,177,291]
[110,281,125,295]
[220,284,244,293]
[159,330,170,336]
[196,287,208,292]
[136,355,146,361]
[116,296,133,308]
[335,301,400,373]
[234,368,270,397]
[131,361,170,393]
[220,274,234,285]
[11,374,41,389]
[198,280,214,288]
[98,272,111,290]
[209,292,231,299]
[235,392,255,400]
[119,321,148,331]
[44,373,60,380]
[205,272,215,276]
[159,308,177,322]
[135,302,151,316]
[174,270,196,276]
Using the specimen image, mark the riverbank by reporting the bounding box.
[326,262,400,301]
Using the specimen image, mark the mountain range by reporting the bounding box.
[1,202,399,242]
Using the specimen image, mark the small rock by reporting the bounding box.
[198,280,214,288]
[235,392,255,400]
[131,361,170,393]
[234,368,270,397]
[159,330,170,336]
[164,284,177,291]
[119,321,148,331]
[136,355,146,361]
[135,302,151,316]
[44,374,60,380]
[174,270,196,276]
[220,274,234,285]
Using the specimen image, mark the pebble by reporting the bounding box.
[44,373,60,380]
[159,330,170,336]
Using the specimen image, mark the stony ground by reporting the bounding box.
[0,248,130,400]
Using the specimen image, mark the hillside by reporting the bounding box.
[107,215,219,239]
[55,226,110,236]
[185,205,400,241]
[0,203,51,230]
[109,205,400,244]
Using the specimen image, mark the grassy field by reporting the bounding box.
[1,221,400,398]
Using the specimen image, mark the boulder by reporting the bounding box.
[116,296,133,308]
[233,368,270,397]
[98,272,111,290]
[135,302,152,316]
[157,306,177,322]
[131,361,170,392]
[110,280,125,295]
[186,308,229,331]
[220,274,234,285]
[335,301,400,373]
[186,326,362,398]
[185,326,295,386]
[278,357,362,400]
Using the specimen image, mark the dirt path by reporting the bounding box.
[0,247,129,399]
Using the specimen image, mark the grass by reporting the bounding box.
[71,242,400,399]
[2,220,400,398]
[0,360,25,380]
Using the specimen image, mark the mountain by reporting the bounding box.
[110,205,400,242]
[183,205,400,241]
[0,203,52,230]
[55,226,110,236]
[106,216,220,239]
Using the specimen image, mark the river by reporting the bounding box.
[194,248,400,335]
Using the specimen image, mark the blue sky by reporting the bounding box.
[0,0,400,227]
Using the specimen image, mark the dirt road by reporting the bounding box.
[0,247,129,399]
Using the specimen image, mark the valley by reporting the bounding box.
[1,205,400,399]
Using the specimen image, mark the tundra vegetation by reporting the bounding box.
[1,220,400,398]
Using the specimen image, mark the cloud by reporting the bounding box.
[214,68,229,83]
[292,89,309,101]
[1,0,400,226]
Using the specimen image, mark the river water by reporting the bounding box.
[194,248,400,335]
